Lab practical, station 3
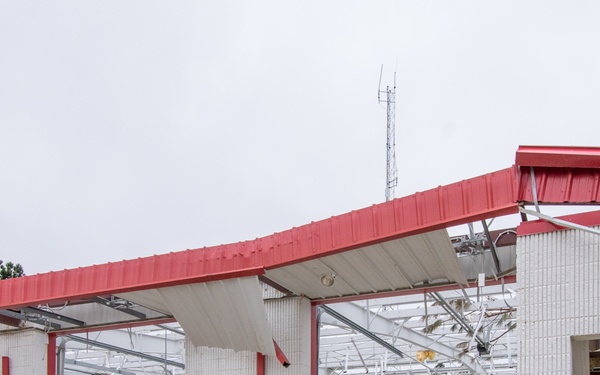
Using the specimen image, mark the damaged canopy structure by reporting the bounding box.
[1,145,600,375]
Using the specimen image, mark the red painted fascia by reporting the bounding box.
[516,145,600,168]
[517,209,600,236]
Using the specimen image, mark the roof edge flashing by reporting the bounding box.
[516,145,600,168]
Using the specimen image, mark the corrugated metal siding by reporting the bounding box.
[517,225,600,373]
[518,166,600,204]
[0,328,47,375]
[183,296,311,375]
[264,230,468,300]
[118,276,276,357]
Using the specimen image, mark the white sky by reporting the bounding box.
[1,1,600,275]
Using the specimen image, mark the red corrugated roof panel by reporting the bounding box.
[517,167,600,204]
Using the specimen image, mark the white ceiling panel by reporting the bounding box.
[117,288,171,315]
[265,229,468,299]
[117,276,275,356]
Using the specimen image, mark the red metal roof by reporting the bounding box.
[516,146,600,204]
[2,145,600,310]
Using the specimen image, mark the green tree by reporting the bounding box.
[0,260,25,279]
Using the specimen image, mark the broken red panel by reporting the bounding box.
[273,339,291,368]
[516,145,600,168]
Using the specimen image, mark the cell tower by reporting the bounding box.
[378,65,398,201]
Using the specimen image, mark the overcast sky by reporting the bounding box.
[1,1,600,275]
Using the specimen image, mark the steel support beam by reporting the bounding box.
[89,297,147,319]
[22,306,85,326]
[378,298,516,320]
[64,359,136,375]
[321,302,485,374]
[0,309,61,329]
[66,329,184,355]
[65,335,184,369]
[320,305,405,359]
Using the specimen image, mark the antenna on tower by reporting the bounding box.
[378,65,398,202]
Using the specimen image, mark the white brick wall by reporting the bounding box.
[517,226,600,374]
[264,297,311,375]
[185,296,311,375]
[0,328,47,375]
[185,345,256,375]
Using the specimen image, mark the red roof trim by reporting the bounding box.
[516,145,600,168]
[517,209,600,236]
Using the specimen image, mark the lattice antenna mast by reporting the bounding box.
[378,65,398,201]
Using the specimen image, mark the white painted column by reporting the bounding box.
[264,297,311,375]
[0,328,47,375]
